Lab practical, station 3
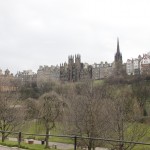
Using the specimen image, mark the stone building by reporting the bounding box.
[140,53,150,75]
[92,62,113,80]
[37,65,60,87]
[60,54,92,82]
[126,52,150,76]
[60,63,68,81]
[15,70,37,86]
[0,69,17,92]
[80,63,92,80]
[92,38,124,80]
[126,56,141,75]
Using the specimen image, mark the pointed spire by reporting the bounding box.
[117,37,120,53]
[114,38,122,63]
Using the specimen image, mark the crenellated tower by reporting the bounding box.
[75,54,81,81]
[68,55,74,81]
[68,55,74,65]
[60,54,92,82]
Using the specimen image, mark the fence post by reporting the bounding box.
[18,132,22,147]
[74,136,77,150]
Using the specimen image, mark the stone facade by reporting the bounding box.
[126,57,141,75]
[92,62,113,80]
[140,53,150,75]
[16,70,37,86]
[60,54,92,82]
[0,69,17,92]
[37,65,60,87]
[126,52,150,76]
[60,63,68,81]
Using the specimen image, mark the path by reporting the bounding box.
[0,145,25,150]
[7,137,109,150]
[8,137,74,150]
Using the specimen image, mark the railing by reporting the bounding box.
[0,130,150,150]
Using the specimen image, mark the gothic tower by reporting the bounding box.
[75,54,81,81]
[115,38,122,64]
[114,38,123,75]
[68,55,74,81]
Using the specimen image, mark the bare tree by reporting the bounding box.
[0,92,25,142]
[65,82,148,150]
[24,98,39,120]
[105,86,148,150]
[131,80,150,116]
[38,91,64,148]
[66,80,109,150]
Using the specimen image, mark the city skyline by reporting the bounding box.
[1,0,150,74]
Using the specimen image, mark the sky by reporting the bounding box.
[0,0,150,74]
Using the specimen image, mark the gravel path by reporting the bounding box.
[0,145,25,150]
[8,138,74,150]
[3,138,109,150]
[0,144,109,150]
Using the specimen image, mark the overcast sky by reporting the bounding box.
[0,0,150,74]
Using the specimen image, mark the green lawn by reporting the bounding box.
[20,121,73,144]
[133,145,150,150]
[93,80,104,86]
[2,119,150,149]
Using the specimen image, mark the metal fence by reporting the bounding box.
[0,130,150,150]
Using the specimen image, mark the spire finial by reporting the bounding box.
[117,37,120,53]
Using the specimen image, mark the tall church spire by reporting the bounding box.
[114,38,123,76]
[117,37,120,53]
[115,38,122,63]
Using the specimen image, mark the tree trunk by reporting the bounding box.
[45,128,49,149]
[2,132,5,142]
[92,142,95,150]
[88,146,91,150]
[119,143,123,150]
[88,139,92,150]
